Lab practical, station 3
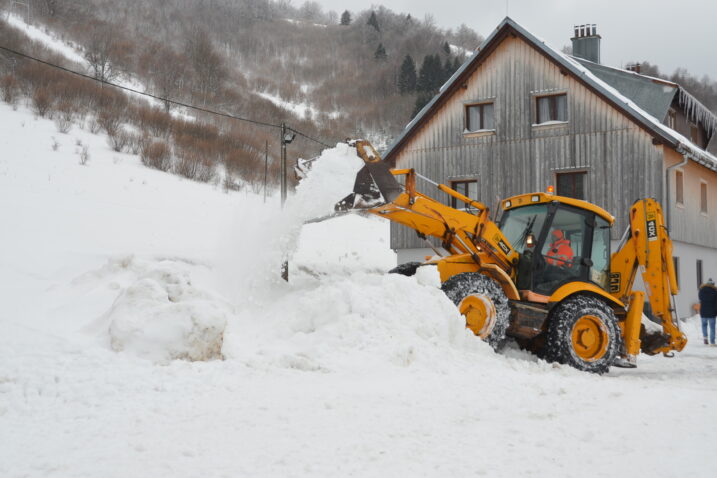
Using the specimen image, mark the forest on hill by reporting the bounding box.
[1,0,715,189]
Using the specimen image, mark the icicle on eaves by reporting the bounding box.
[677,88,717,137]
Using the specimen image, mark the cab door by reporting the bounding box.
[531,205,596,295]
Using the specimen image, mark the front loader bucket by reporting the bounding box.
[335,141,403,212]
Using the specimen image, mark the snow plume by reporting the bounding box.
[214,142,364,300]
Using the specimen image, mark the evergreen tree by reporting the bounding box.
[413,91,434,117]
[417,54,442,93]
[367,11,380,32]
[443,56,455,82]
[453,57,462,72]
[397,55,417,94]
[374,43,387,61]
[442,41,451,55]
[340,10,351,26]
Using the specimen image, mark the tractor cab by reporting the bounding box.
[499,193,614,298]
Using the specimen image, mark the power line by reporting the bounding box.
[288,127,332,148]
[0,44,332,147]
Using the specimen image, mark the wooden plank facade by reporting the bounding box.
[389,35,665,250]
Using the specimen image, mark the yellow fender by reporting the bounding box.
[549,282,625,310]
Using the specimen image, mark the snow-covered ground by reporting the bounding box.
[1,100,717,477]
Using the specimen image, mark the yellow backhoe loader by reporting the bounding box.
[334,140,687,373]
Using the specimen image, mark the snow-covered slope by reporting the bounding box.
[1,101,716,477]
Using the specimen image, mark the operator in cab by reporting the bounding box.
[546,229,574,267]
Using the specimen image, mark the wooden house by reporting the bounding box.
[384,18,717,317]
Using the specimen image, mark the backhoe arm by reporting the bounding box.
[611,199,687,357]
[336,140,518,273]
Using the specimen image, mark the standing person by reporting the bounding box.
[698,278,717,346]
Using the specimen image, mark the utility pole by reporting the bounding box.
[280,123,288,206]
[263,140,268,203]
[280,123,295,282]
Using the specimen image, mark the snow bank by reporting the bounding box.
[104,258,232,363]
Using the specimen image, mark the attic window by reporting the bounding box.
[667,109,676,130]
[536,94,567,124]
[465,102,495,132]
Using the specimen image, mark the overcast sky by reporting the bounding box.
[311,0,717,80]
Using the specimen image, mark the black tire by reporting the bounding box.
[388,261,422,277]
[544,295,620,374]
[441,272,510,351]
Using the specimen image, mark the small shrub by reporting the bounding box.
[126,133,143,155]
[108,130,130,152]
[0,75,19,104]
[54,101,74,133]
[78,145,90,165]
[51,136,60,151]
[175,149,215,182]
[140,140,172,171]
[89,119,101,134]
[97,108,122,136]
[32,87,53,117]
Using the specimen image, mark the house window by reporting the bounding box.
[450,179,478,209]
[536,94,567,124]
[701,182,708,213]
[556,171,586,200]
[667,109,676,129]
[673,257,680,288]
[697,259,703,288]
[675,170,684,205]
[690,123,700,146]
[465,103,495,132]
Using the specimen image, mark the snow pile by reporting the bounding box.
[225,260,492,374]
[104,258,232,362]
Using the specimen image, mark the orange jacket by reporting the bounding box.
[546,232,574,267]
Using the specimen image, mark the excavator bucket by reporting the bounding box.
[335,141,403,212]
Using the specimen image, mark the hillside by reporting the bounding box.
[2,95,717,477]
[0,0,481,155]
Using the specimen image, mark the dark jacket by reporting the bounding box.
[699,284,717,318]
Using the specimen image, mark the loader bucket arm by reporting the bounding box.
[611,198,686,356]
[335,140,519,272]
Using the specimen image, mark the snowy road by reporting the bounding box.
[1,102,716,477]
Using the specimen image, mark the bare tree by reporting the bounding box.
[185,29,227,105]
[84,25,121,83]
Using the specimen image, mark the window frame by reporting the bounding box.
[535,93,568,125]
[666,109,677,130]
[675,169,684,206]
[449,178,479,210]
[555,169,588,201]
[700,180,708,214]
[463,100,496,135]
[697,259,703,289]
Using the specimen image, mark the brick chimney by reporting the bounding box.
[571,24,601,64]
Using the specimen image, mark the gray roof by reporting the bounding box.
[573,58,678,122]
[383,17,717,172]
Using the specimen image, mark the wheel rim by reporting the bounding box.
[459,294,497,338]
[571,315,609,361]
